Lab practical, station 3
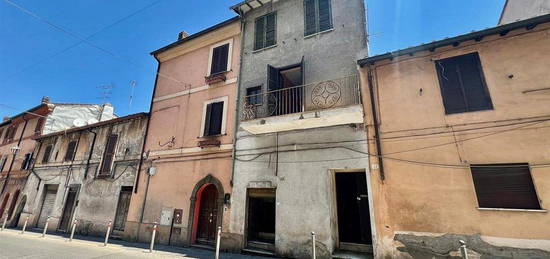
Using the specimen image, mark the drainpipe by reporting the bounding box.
[84,129,97,180]
[367,67,385,181]
[230,14,246,187]
[1,118,28,194]
[29,139,43,190]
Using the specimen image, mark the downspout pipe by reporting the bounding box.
[137,58,161,225]
[230,13,246,187]
[367,67,385,181]
[29,139,43,190]
[84,129,97,179]
[1,118,28,194]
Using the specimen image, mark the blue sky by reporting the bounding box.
[0,0,505,117]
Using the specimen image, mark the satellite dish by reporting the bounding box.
[73,119,86,127]
[87,118,99,125]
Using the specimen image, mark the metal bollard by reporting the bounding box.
[215,226,222,259]
[42,217,50,237]
[149,222,158,253]
[1,215,7,231]
[69,219,77,242]
[459,240,469,259]
[20,216,29,234]
[311,232,316,259]
[104,221,112,246]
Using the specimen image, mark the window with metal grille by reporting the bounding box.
[210,43,229,75]
[435,52,493,114]
[246,86,263,105]
[304,0,333,36]
[99,134,118,176]
[42,145,53,164]
[203,101,224,136]
[64,141,77,162]
[20,152,32,170]
[254,12,277,51]
[470,164,541,210]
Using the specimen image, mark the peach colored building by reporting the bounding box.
[124,17,240,249]
[358,14,550,258]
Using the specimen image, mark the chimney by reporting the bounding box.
[178,31,189,40]
[3,116,9,122]
[41,96,50,104]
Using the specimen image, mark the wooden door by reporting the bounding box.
[336,172,372,245]
[196,185,218,243]
[58,187,78,231]
[113,187,132,231]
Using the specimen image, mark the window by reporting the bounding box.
[3,125,18,144]
[20,153,32,170]
[0,156,6,171]
[210,43,230,75]
[42,145,53,164]
[99,134,118,176]
[64,140,77,162]
[34,118,45,134]
[471,164,541,210]
[435,52,493,114]
[254,12,277,51]
[246,86,263,105]
[304,0,333,36]
[0,128,3,142]
[203,101,224,136]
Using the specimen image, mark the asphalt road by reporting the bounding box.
[0,229,264,259]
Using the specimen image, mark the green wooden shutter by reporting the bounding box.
[254,16,265,50]
[265,13,277,47]
[318,0,332,31]
[304,0,317,36]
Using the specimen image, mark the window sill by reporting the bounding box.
[477,207,547,213]
[304,28,334,39]
[252,44,277,54]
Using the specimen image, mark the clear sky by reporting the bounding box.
[0,0,505,117]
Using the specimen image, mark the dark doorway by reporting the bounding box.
[247,188,276,249]
[0,194,10,220]
[59,186,79,232]
[196,184,218,245]
[335,172,371,245]
[12,195,26,227]
[267,58,304,117]
[113,186,132,231]
[7,190,19,221]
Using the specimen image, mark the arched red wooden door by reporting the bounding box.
[196,184,218,244]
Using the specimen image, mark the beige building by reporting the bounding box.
[124,17,241,249]
[20,113,147,237]
[358,14,550,258]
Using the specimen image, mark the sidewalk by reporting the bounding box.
[0,228,268,259]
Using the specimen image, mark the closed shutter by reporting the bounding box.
[64,141,77,161]
[265,13,276,47]
[210,44,229,75]
[0,129,3,142]
[318,0,332,31]
[20,153,32,170]
[100,134,118,176]
[471,164,541,210]
[304,0,317,36]
[42,145,53,164]
[435,53,493,114]
[204,102,224,136]
[254,16,265,50]
[9,125,18,140]
[0,156,6,171]
[38,189,57,228]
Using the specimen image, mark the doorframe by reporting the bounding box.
[58,184,80,232]
[187,174,225,245]
[330,169,377,255]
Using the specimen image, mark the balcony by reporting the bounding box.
[241,74,361,121]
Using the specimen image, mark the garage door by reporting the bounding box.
[37,185,58,228]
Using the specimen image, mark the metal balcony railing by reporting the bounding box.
[241,74,361,121]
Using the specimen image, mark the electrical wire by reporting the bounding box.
[1,0,189,88]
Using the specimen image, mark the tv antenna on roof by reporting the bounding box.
[97,83,115,104]
[129,80,137,112]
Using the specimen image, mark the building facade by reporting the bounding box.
[499,0,550,24]
[228,0,369,257]
[358,14,550,258]
[0,98,114,229]
[19,113,147,237]
[124,17,241,248]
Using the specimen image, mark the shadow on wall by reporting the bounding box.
[395,233,550,259]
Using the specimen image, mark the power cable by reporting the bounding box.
[1,0,189,88]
